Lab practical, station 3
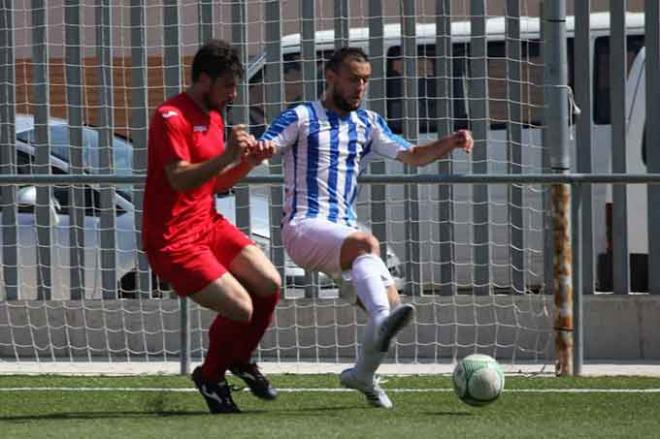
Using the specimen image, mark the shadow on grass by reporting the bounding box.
[268,405,363,414]
[1,406,473,422]
[419,411,473,416]
[0,410,217,422]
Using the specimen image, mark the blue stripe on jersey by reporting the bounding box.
[361,140,372,160]
[289,139,299,221]
[347,180,359,224]
[261,108,298,140]
[376,114,411,148]
[327,112,341,222]
[356,110,373,160]
[342,118,358,225]
[356,109,373,142]
[305,103,320,217]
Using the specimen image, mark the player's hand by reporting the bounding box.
[225,124,256,163]
[245,140,276,166]
[452,129,473,154]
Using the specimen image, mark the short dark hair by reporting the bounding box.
[191,39,244,83]
[325,47,369,73]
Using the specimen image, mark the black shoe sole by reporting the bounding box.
[377,304,414,352]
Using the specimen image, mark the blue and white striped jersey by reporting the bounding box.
[260,100,411,227]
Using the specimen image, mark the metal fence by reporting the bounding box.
[1,1,660,374]
[1,1,659,299]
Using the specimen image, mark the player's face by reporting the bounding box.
[204,73,238,111]
[329,59,371,112]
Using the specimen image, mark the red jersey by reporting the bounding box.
[142,93,226,252]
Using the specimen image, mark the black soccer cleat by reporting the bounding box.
[229,363,278,401]
[376,303,415,353]
[191,366,241,414]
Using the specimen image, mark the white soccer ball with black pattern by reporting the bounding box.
[452,354,505,406]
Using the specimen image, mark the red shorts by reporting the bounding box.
[146,217,253,296]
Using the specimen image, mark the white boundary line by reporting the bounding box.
[2,362,660,377]
[1,387,660,394]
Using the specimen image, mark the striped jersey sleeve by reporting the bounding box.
[367,112,412,159]
[259,106,301,151]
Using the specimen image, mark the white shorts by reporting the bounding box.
[282,217,357,279]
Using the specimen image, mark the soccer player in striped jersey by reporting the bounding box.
[261,47,473,408]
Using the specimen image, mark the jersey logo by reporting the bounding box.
[193,125,208,132]
[161,110,179,119]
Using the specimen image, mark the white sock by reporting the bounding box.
[351,254,390,381]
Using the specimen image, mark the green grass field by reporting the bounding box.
[2,374,660,438]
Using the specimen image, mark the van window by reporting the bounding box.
[386,40,544,134]
[246,51,331,137]
[485,40,544,129]
[386,44,468,134]
[593,35,645,125]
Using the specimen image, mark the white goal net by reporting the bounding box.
[0,0,554,374]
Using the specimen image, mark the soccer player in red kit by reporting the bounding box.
[143,40,279,414]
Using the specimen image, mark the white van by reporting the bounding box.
[239,12,648,292]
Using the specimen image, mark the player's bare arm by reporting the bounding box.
[165,124,253,192]
[397,129,474,167]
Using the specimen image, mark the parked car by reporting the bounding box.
[1,114,137,300]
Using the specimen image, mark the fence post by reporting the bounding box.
[32,0,54,301]
[180,298,190,375]
[646,0,660,294]
[572,182,583,376]
[610,0,630,295]
[402,0,421,296]
[470,0,491,296]
[506,0,525,295]
[301,0,320,298]
[231,0,252,241]
[368,0,389,289]
[575,0,594,295]
[65,0,86,301]
[264,1,285,296]
[436,0,455,295]
[544,0,573,376]
[130,0,152,298]
[0,2,19,301]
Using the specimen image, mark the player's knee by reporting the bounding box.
[347,232,380,256]
[256,262,282,295]
[365,234,380,254]
[264,270,282,295]
[341,232,381,270]
[233,298,253,322]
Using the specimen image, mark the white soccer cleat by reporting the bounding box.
[339,368,393,409]
[376,303,415,352]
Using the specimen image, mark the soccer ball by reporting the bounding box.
[452,354,504,406]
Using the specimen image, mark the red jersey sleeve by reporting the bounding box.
[153,107,191,165]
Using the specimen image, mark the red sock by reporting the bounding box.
[201,314,249,382]
[234,291,280,364]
